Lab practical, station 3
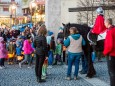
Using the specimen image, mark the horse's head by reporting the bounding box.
[62,23,71,38]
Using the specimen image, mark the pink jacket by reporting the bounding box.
[0,42,8,58]
[23,40,34,54]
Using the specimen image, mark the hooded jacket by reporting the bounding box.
[0,42,8,58]
[103,26,115,56]
[34,35,48,56]
[64,34,85,55]
[23,40,34,54]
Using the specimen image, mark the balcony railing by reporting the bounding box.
[0,2,20,6]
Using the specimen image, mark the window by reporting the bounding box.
[3,7,9,11]
[11,0,15,2]
[109,0,115,2]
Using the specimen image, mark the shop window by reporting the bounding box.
[11,0,15,1]
[109,0,115,2]
[3,7,9,12]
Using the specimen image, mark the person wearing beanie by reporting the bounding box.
[46,31,54,68]
[0,37,8,69]
[57,27,64,41]
[15,36,23,62]
[46,30,54,45]
[57,27,65,63]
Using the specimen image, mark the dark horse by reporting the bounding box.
[63,23,96,78]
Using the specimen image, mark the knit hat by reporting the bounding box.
[47,30,53,36]
[96,7,104,15]
[0,37,4,42]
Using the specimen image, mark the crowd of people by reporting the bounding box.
[0,23,66,83]
[0,7,115,86]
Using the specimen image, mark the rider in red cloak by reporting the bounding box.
[91,7,107,35]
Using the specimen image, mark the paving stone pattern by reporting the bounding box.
[0,61,109,86]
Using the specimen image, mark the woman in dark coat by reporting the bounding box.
[34,26,48,83]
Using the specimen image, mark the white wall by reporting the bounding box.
[61,0,78,24]
[45,0,115,36]
[45,0,61,37]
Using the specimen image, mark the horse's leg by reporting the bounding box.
[86,44,96,78]
[80,54,88,74]
[96,40,105,61]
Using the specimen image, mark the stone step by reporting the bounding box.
[79,74,109,86]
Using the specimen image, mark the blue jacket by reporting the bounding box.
[16,47,22,55]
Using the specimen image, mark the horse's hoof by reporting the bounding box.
[86,75,93,78]
[86,73,96,78]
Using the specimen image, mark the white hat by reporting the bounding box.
[96,7,104,15]
[0,37,4,42]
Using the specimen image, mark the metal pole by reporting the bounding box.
[92,0,94,25]
[31,9,32,23]
[35,10,36,24]
[15,8,16,25]
[10,15,12,29]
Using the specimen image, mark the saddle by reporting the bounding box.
[87,30,107,45]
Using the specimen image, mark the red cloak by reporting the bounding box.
[91,15,107,34]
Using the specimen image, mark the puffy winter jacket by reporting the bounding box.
[23,40,34,54]
[34,35,48,56]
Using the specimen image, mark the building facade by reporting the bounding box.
[0,0,23,28]
[22,0,45,23]
[45,0,115,36]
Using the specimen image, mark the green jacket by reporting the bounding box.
[55,44,62,55]
[8,44,15,54]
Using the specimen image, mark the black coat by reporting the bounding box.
[34,35,48,56]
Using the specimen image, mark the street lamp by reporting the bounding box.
[29,0,37,23]
[9,3,17,27]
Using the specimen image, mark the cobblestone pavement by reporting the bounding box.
[0,61,109,86]
[94,61,110,84]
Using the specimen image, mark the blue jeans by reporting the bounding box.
[48,51,54,65]
[67,54,81,77]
